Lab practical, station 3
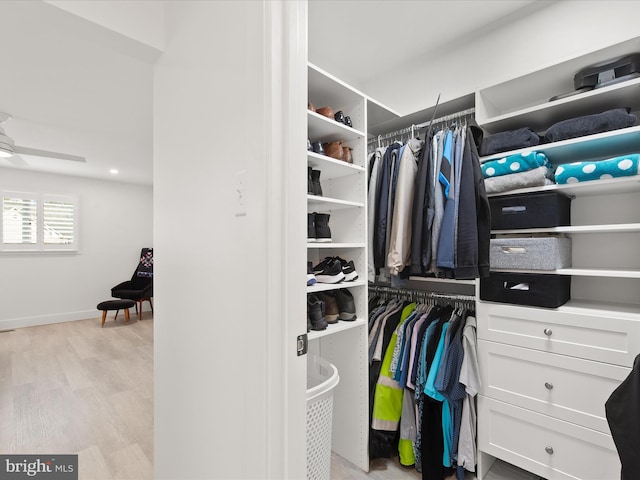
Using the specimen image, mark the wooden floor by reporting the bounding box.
[0,314,537,480]
[0,313,154,480]
[331,453,539,480]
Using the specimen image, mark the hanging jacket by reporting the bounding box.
[410,136,431,275]
[388,137,424,275]
[368,148,384,282]
[374,143,401,271]
[454,128,481,279]
[371,303,417,465]
[369,301,412,460]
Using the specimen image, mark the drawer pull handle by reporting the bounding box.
[545,382,554,390]
[544,328,553,336]
[545,446,554,455]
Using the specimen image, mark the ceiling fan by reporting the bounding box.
[0,112,86,167]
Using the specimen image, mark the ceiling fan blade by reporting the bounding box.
[7,154,28,167]
[14,145,86,163]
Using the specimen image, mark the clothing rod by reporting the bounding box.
[368,285,476,303]
[368,107,476,146]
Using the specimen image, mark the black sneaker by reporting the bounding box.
[313,258,344,284]
[335,289,357,321]
[335,257,358,282]
[307,294,328,330]
[312,256,335,274]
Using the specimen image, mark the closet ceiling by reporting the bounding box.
[0,0,539,185]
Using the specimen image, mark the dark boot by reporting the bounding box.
[307,213,316,242]
[311,169,323,196]
[308,166,314,195]
[335,289,356,321]
[314,213,331,242]
[316,291,339,323]
[307,294,328,330]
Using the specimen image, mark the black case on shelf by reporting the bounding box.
[574,53,640,90]
[489,191,572,230]
[480,272,571,308]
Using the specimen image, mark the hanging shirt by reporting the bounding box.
[458,315,481,473]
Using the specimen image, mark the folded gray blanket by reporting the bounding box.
[484,166,554,194]
[544,108,637,143]
[480,127,540,156]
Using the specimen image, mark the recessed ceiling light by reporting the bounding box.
[110,169,119,174]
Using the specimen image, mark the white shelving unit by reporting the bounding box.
[475,37,640,480]
[305,62,398,472]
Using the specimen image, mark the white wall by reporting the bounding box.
[0,168,153,329]
[154,1,307,478]
[362,0,640,116]
[45,0,164,52]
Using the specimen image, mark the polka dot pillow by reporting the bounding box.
[555,153,640,184]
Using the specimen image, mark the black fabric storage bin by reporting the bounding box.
[480,272,571,308]
[490,191,571,230]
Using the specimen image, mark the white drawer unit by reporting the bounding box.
[478,396,620,480]
[477,301,640,367]
[478,340,630,433]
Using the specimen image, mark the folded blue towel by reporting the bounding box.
[481,151,550,178]
[555,153,640,184]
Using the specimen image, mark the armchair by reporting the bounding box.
[111,248,153,320]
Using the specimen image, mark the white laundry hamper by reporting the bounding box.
[306,354,340,480]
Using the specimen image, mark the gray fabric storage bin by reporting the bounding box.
[490,236,572,270]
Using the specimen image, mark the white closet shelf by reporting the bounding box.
[307,195,364,210]
[480,125,640,166]
[492,223,640,235]
[478,76,640,133]
[308,111,364,143]
[308,63,366,112]
[560,299,640,318]
[307,317,366,341]
[487,174,640,198]
[490,267,640,278]
[307,279,366,294]
[307,242,365,249]
[307,152,365,178]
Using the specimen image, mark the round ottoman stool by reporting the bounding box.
[97,299,136,327]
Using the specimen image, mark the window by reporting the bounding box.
[1,191,78,252]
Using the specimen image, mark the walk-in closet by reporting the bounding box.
[301,2,640,480]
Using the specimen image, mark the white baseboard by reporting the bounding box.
[0,305,152,330]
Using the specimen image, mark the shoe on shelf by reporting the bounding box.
[308,166,314,195]
[310,169,323,196]
[307,138,313,151]
[334,110,346,124]
[312,256,334,274]
[313,257,344,284]
[314,213,332,242]
[307,213,316,242]
[335,257,358,282]
[335,289,357,321]
[344,116,352,128]
[307,261,317,286]
[307,294,328,331]
[316,291,339,324]
[311,141,325,155]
